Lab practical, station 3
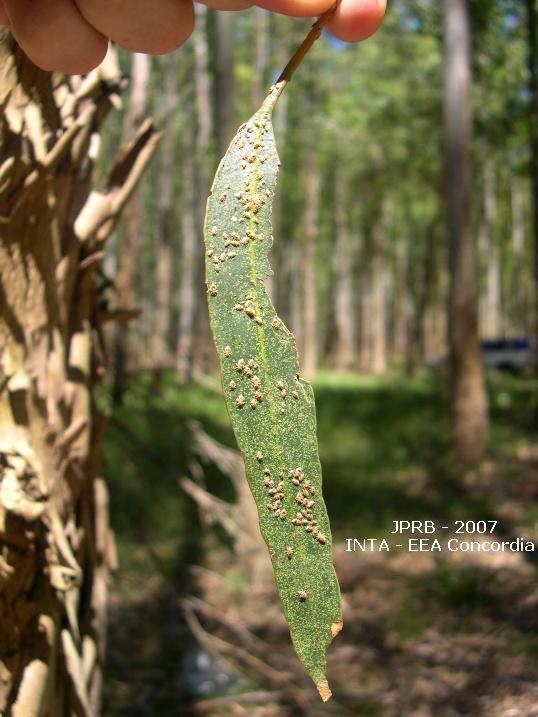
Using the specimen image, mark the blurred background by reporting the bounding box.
[96,1,537,715]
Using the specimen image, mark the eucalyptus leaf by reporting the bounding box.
[203,82,342,700]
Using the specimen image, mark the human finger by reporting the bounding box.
[327,0,386,42]
[200,0,253,10]
[3,0,108,73]
[0,0,9,25]
[74,0,194,54]
[253,0,333,19]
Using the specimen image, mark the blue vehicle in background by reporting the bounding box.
[481,337,535,373]
[428,337,535,374]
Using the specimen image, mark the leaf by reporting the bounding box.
[203,82,342,700]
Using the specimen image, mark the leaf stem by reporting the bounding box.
[276,0,341,84]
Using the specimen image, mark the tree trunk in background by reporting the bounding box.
[177,76,198,383]
[0,41,158,715]
[359,258,372,372]
[392,237,408,364]
[479,163,501,338]
[153,55,177,366]
[193,4,215,373]
[370,215,388,374]
[112,53,151,404]
[508,178,527,335]
[214,12,236,156]
[407,225,436,373]
[444,0,488,466]
[333,167,356,370]
[252,7,270,109]
[302,155,320,377]
[525,0,538,388]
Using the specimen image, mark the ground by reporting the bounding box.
[101,370,538,716]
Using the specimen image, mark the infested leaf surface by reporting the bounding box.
[203,82,342,697]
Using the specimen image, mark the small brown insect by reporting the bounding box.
[245,307,256,318]
[276,380,285,390]
[286,546,294,559]
[291,390,299,400]
[263,477,272,487]
[235,304,244,312]
[298,590,308,602]
[255,317,264,326]
[254,391,263,402]
[210,226,218,235]
[235,359,245,372]
[280,389,287,398]
[223,346,232,358]
[236,394,246,408]
[317,533,327,545]
[263,467,271,476]
[208,284,218,296]
[229,380,237,391]
[251,376,261,389]
[250,398,258,409]
[256,451,263,462]
[207,249,214,257]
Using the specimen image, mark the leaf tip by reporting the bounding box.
[316,678,332,702]
[331,618,343,638]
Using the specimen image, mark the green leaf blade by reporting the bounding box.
[203,83,342,699]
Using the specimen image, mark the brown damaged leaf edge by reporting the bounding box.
[203,2,342,700]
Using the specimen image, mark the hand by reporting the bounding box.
[0,0,386,75]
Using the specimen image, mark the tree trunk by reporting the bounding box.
[112,53,151,403]
[252,7,270,110]
[443,0,488,465]
[302,155,320,378]
[507,177,527,335]
[214,12,236,156]
[333,166,356,371]
[525,0,538,387]
[176,126,198,383]
[0,40,158,715]
[192,4,215,375]
[153,55,177,367]
[370,257,388,375]
[392,236,408,364]
[478,162,501,339]
[359,258,372,372]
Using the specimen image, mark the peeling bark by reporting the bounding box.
[0,40,158,714]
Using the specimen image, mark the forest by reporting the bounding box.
[0,0,537,715]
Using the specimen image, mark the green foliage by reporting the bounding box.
[203,84,342,698]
